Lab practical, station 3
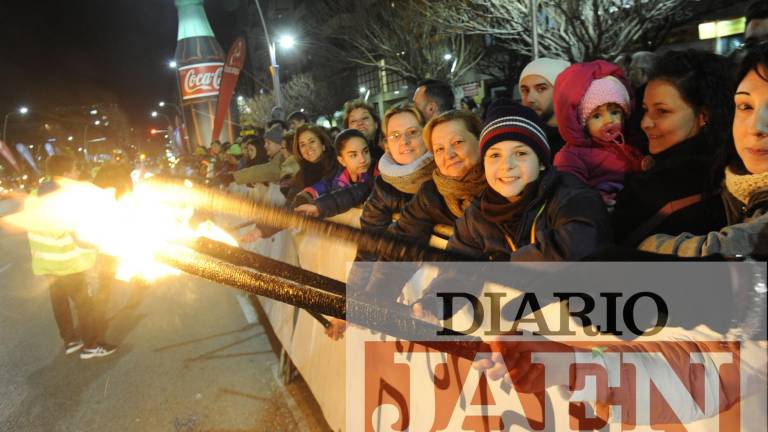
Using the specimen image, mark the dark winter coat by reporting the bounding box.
[360,176,413,234]
[638,164,768,257]
[284,152,338,202]
[313,178,375,219]
[543,123,565,160]
[612,133,727,246]
[417,169,613,317]
[346,176,419,301]
[356,178,472,305]
[387,179,459,246]
[446,169,613,261]
[291,164,377,211]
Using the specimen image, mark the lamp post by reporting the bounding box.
[167,60,191,152]
[151,111,174,144]
[158,101,183,119]
[83,119,101,160]
[530,0,539,59]
[253,0,294,117]
[3,106,30,144]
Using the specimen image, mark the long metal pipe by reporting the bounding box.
[177,182,466,263]
[158,244,487,361]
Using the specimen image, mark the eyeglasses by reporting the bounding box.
[386,128,421,144]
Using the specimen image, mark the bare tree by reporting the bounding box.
[423,0,694,62]
[238,73,349,126]
[315,0,485,86]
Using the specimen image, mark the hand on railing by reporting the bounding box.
[239,226,263,244]
[294,204,320,218]
[324,318,347,341]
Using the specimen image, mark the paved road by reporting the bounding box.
[0,200,330,432]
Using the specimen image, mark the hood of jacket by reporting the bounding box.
[553,60,632,147]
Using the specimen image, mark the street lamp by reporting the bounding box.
[278,35,295,49]
[253,0,295,116]
[168,60,178,69]
[3,106,30,144]
[151,111,173,141]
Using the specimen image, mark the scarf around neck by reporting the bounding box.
[480,170,554,246]
[378,151,435,194]
[725,164,768,205]
[432,163,487,218]
[480,176,542,224]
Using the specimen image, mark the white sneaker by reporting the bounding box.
[80,344,117,359]
[65,340,84,355]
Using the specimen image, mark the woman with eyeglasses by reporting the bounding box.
[357,110,486,307]
[323,104,435,340]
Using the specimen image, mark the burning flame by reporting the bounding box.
[3,177,238,282]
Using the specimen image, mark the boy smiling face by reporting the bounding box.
[484,141,543,199]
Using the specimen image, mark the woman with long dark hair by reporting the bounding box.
[639,43,768,257]
[612,50,734,246]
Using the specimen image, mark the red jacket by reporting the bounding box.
[553,61,642,191]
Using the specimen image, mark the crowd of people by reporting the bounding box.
[185,34,768,357]
[26,4,767,385]
[212,44,766,259]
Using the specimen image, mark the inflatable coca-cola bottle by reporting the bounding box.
[174,0,234,149]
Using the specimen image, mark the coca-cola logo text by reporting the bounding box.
[179,63,224,100]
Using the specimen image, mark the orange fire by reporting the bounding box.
[3,177,238,282]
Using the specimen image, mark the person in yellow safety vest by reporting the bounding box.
[27,154,117,359]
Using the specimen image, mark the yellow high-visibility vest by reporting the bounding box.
[26,189,96,276]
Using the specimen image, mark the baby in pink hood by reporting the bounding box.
[552,60,643,206]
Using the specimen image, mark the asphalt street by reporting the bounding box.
[0,199,330,432]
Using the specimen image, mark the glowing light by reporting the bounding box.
[158,101,166,107]
[3,178,238,282]
[168,60,178,69]
[90,109,98,115]
[68,136,74,141]
[443,53,453,60]
[19,106,29,114]
[278,35,295,49]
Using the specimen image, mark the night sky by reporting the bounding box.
[0,0,239,128]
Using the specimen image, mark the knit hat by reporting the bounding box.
[334,128,368,155]
[264,123,284,144]
[519,57,571,87]
[578,75,631,126]
[479,100,551,166]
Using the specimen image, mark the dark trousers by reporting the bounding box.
[49,272,96,346]
[93,255,116,344]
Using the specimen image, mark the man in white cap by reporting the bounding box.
[518,57,570,156]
